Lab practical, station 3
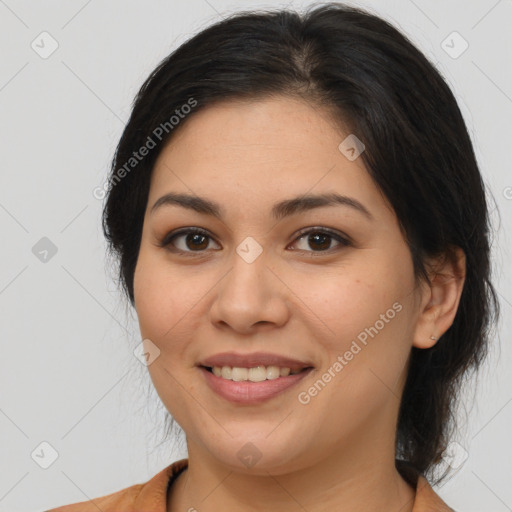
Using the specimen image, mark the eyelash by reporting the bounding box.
[158,226,352,257]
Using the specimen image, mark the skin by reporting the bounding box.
[133,96,466,512]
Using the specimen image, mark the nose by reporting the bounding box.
[208,249,290,334]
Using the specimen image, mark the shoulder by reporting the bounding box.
[45,459,188,512]
[46,483,144,512]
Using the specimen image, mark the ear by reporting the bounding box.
[412,246,466,349]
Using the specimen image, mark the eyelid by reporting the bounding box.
[159,226,352,255]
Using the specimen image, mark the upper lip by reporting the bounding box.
[199,352,313,371]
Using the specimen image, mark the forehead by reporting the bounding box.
[148,96,392,221]
[160,96,346,156]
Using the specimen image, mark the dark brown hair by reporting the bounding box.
[102,2,500,484]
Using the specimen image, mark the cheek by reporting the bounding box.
[296,257,413,395]
[133,250,193,347]
[133,256,200,418]
[291,262,404,351]
[295,296,412,445]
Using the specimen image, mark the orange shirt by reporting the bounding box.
[46,458,454,511]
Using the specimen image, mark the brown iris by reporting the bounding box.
[186,233,209,250]
[307,232,331,251]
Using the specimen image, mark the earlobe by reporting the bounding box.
[412,247,466,349]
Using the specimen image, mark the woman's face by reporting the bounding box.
[133,96,429,474]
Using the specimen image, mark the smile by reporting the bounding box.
[200,365,314,404]
[207,365,304,381]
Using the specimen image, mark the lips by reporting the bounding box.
[199,365,314,404]
[198,351,314,372]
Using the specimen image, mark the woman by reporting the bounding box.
[47,2,499,511]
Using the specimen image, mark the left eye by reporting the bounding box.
[160,227,350,254]
[290,228,351,253]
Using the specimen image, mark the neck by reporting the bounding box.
[167,441,416,512]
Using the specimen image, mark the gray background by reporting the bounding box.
[0,1,511,511]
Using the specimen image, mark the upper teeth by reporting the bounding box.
[211,365,302,382]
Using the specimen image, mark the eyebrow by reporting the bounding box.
[150,192,374,221]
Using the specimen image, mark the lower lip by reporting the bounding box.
[199,366,314,404]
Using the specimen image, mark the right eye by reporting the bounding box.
[159,227,221,255]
